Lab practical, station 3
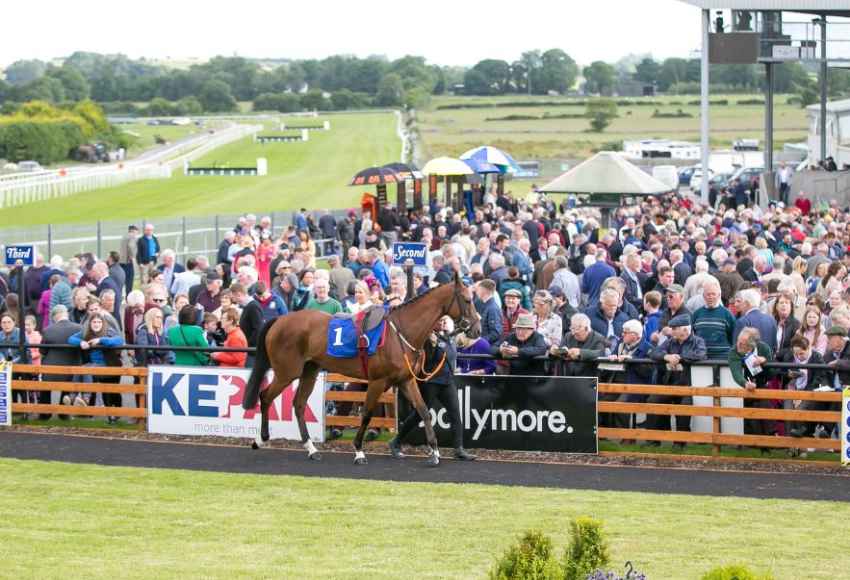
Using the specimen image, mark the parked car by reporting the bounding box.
[690,167,714,192]
[17,160,42,172]
[731,166,763,188]
[709,172,733,190]
[678,165,698,186]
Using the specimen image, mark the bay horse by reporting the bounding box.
[242,273,481,466]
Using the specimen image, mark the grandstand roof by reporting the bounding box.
[676,0,850,16]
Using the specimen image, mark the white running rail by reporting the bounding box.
[0,123,261,209]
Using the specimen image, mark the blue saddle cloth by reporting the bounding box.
[326,318,385,358]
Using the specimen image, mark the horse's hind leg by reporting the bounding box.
[293,362,321,460]
[253,377,285,450]
[352,379,385,465]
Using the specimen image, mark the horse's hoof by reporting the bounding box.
[426,454,440,467]
[251,441,259,450]
[308,452,322,462]
[354,456,368,466]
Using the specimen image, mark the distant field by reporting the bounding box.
[1,458,847,579]
[0,113,400,226]
[122,122,206,155]
[418,94,808,161]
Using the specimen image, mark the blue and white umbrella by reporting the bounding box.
[462,157,501,175]
[460,146,521,174]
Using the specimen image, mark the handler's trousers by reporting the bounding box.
[397,381,463,449]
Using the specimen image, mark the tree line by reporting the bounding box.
[2,51,849,117]
[0,100,129,164]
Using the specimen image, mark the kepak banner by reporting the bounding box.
[397,375,597,453]
[147,366,325,442]
[0,362,10,426]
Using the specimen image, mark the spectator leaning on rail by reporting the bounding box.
[550,313,607,377]
[455,331,496,375]
[67,313,124,421]
[493,313,548,376]
[599,318,653,431]
[647,314,707,449]
[790,325,849,439]
[728,327,776,438]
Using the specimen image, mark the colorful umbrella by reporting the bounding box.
[462,158,501,175]
[349,166,400,186]
[382,162,421,180]
[422,157,474,176]
[460,146,521,174]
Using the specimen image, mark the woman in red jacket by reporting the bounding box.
[210,308,248,368]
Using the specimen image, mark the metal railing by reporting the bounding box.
[0,211,345,265]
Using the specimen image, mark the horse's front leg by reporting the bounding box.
[399,378,440,466]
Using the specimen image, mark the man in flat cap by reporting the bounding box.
[647,314,707,449]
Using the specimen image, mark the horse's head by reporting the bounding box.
[445,272,481,339]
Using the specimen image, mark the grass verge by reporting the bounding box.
[0,458,847,579]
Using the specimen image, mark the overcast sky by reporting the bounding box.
[3,0,703,68]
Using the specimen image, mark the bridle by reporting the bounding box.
[441,283,476,335]
[391,283,477,382]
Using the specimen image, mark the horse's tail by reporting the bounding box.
[242,318,275,410]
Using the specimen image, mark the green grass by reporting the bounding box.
[0,458,846,579]
[0,113,399,226]
[418,94,808,162]
[13,417,138,430]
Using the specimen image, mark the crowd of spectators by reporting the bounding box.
[0,188,846,446]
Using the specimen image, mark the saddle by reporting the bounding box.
[333,305,386,334]
[333,305,387,377]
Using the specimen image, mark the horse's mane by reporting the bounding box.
[389,281,452,312]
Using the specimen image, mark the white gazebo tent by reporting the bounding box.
[538,152,674,226]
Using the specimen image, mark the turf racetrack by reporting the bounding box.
[1,431,849,579]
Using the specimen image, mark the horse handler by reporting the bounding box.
[389,317,477,461]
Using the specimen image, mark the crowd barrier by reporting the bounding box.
[4,344,843,459]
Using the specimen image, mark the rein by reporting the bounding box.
[388,284,472,383]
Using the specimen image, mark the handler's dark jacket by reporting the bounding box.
[423,332,457,386]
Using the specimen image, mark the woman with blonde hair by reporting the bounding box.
[346,281,373,314]
[789,256,808,298]
[297,230,317,268]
